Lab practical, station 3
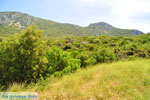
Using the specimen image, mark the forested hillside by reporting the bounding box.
[0,12,144,37]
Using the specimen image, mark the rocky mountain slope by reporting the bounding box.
[0,11,144,37]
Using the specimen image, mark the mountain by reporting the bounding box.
[0,11,144,37]
[89,22,114,31]
[88,22,143,36]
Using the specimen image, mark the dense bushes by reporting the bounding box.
[76,52,97,67]
[96,48,116,62]
[0,26,49,89]
[76,48,116,67]
[46,47,80,76]
[0,26,80,89]
[1,26,150,90]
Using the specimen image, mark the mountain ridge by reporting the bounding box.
[0,11,144,37]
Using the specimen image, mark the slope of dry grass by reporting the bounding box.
[8,59,150,100]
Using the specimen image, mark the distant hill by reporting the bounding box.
[0,11,144,37]
[88,22,143,36]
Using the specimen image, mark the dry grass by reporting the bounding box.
[8,59,150,100]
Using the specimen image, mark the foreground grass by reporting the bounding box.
[8,59,150,100]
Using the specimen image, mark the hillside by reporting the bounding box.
[7,59,150,100]
[0,11,144,37]
[0,26,150,100]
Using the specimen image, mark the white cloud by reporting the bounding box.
[109,0,150,32]
[66,0,150,32]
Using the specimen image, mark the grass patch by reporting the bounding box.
[6,59,150,100]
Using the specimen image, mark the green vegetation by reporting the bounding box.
[7,59,150,100]
[46,47,80,76]
[0,12,144,37]
[0,25,150,99]
[0,26,80,89]
[0,25,20,36]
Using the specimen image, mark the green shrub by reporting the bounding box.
[46,47,81,76]
[76,52,89,67]
[72,41,80,48]
[76,51,97,67]
[70,50,81,58]
[96,48,116,62]
[0,26,48,89]
[85,56,97,65]
[88,44,95,51]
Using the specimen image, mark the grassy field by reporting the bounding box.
[7,59,150,100]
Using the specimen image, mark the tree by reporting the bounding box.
[0,26,48,89]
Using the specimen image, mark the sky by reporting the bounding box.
[0,0,150,33]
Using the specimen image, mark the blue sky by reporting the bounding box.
[0,0,150,33]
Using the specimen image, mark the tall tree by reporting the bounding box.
[0,26,48,89]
